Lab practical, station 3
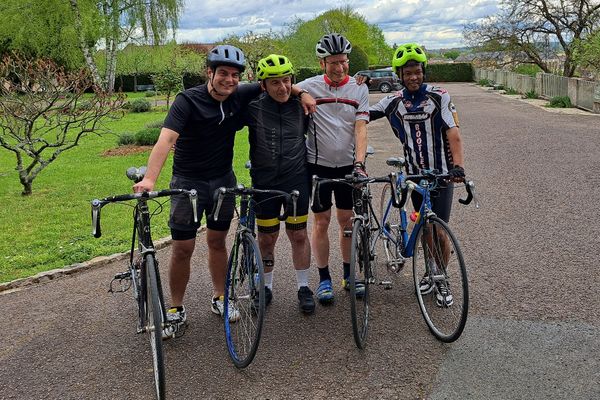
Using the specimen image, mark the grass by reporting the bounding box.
[0,105,250,283]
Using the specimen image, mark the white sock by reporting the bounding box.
[264,271,273,289]
[295,268,310,289]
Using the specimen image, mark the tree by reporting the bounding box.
[0,54,124,195]
[68,0,184,92]
[443,50,461,60]
[0,0,85,69]
[574,30,600,74]
[464,0,600,77]
[281,7,393,67]
[221,31,283,80]
[152,69,182,108]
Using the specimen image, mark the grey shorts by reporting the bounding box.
[169,171,236,240]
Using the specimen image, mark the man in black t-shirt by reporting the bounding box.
[133,45,316,338]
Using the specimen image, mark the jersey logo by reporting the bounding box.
[402,112,430,122]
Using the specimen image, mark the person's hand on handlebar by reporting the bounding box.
[353,161,368,178]
[447,166,465,183]
[133,178,155,193]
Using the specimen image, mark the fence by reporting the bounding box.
[473,67,600,113]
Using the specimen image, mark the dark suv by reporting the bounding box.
[354,68,401,93]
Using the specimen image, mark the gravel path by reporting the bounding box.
[1,84,599,399]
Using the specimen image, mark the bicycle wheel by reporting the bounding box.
[379,183,403,267]
[349,219,371,349]
[144,254,166,399]
[224,232,265,368]
[412,216,468,342]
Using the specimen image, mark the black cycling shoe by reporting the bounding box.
[298,286,315,314]
[253,286,273,310]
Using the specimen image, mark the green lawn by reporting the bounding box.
[0,108,250,283]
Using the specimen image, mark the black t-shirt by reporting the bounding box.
[163,83,261,179]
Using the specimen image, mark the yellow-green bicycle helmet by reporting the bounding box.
[392,43,428,72]
[256,54,294,80]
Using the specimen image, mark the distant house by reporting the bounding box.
[180,43,215,55]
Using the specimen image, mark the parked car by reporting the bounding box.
[354,68,402,93]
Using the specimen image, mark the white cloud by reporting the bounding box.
[175,0,501,48]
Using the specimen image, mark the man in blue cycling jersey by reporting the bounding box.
[133,45,316,338]
[243,54,315,314]
[369,43,466,306]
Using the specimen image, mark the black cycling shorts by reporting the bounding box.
[307,163,354,212]
[254,177,310,233]
[411,180,454,223]
[169,171,236,240]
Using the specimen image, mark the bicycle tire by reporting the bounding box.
[379,183,403,264]
[412,216,469,342]
[349,219,371,349]
[144,254,166,399]
[224,232,265,368]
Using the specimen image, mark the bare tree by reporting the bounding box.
[0,54,125,195]
[464,0,600,76]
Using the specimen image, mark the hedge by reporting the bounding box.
[295,67,322,82]
[427,63,473,82]
[113,72,206,92]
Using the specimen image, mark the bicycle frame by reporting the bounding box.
[380,175,434,260]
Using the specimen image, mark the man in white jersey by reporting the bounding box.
[297,33,369,305]
[370,43,465,306]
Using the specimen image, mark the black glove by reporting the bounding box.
[448,166,465,181]
[353,161,368,177]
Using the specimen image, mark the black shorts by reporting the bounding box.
[254,177,310,233]
[169,171,236,240]
[411,180,454,223]
[307,163,354,212]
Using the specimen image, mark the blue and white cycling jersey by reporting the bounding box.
[370,84,460,174]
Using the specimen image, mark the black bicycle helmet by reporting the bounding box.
[315,33,352,58]
[207,45,246,72]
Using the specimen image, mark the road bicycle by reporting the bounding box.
[91,167,197,400]
[211,184,298,368]
[311,172,390,349]
[379,157,476,342]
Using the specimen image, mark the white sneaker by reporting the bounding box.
[211,296,241,322]
[162,306,188,340]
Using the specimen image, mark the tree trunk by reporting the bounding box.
[69,0,105,90]
[20,179,32,196]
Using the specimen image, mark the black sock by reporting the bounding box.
[318,266,331,282]
[343,262,350,279]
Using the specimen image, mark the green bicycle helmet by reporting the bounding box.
[256,54,295,80]
[392,43,428,72]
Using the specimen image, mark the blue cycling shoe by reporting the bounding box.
[316,279,334,305]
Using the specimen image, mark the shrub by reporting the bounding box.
[548,95,572,108]
[514,64,543,76]
[117,132,136,146]
[427,63,473,82]
[478,78,491,86]
[505,87,519,95]
[134,127,161,145]
[348,45,369,75]
[145,90,156,97]
[295,67,322,82]
[525,90,538,99]
[145,120,164,129]
[130,98,151,113]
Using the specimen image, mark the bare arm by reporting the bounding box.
[354,119,368,164]
[447,126,465,181]
[291,84,316,115]
[132,127,179,192]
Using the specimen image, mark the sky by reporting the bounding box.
[174,0,501,50]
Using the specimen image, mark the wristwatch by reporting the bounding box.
[298,89,309,98]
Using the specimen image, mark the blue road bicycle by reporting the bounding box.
[379,156,476,342]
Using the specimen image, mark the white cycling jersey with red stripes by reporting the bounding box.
[298,74,369,168]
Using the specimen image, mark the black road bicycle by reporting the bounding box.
[91,167,197,400]
[211,184,298,368]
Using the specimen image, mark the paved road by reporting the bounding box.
[2,84,599,399]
